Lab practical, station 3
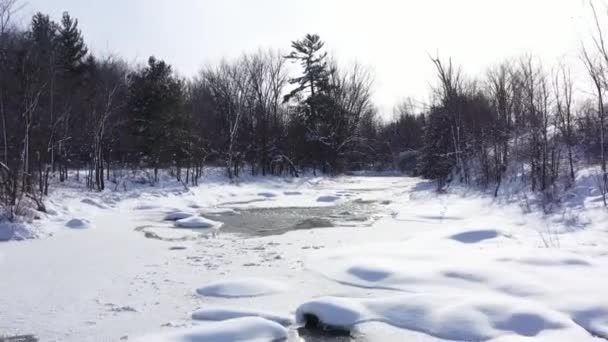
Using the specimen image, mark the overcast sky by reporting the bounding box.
[19,0,593,115]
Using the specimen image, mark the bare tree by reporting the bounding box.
[553,63,576,185]
[486,62,514,196]
[244,50,288,175]
[583,1,608,206]
[0,0,21,35]
[582,45,607,205]
[430,56,467,182]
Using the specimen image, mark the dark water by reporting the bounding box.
[295,313,363,342]
[204,201,382,237]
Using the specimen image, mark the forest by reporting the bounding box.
[1,0,607,220]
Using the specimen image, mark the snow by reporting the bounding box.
[192,306,293,326]
[316,195,340,202]
[1,170,608,341]
[196,278,287,298]
[80,198,109,209]
[135,317,289,342]
[0,222,37,241]
[173,216,222,229]
[448,229,500,243]
[295,295,590,340]
[65,218,93,229]
[257,192,278,198]
[164,211,193,221]
[199,208,238,216]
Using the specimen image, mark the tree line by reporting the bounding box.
[1,0,607,220]
[0,3,400,219]
[417,16,608,208]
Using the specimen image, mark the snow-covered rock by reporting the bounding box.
[196,278,287,298]
[135,317,288,342]
[173,216,222,229]
[65,218,92,229]
[192,306,293,326]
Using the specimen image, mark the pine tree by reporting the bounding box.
[284,34,333,121]
[57,12,87,73]
[284,34,335,172]
[30,12,57,54]
[128,56,184,183]
[419,107,455,190]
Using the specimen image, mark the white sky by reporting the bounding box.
[19,0,595,116]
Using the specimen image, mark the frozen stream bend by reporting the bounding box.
[1,175,608,341]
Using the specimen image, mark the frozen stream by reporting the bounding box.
[2,175,608,342]
[194,201,382,237]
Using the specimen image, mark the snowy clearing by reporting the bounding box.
[1,172,607,341]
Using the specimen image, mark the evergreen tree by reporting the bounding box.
[419,106,455,190]
[128,56,185,183]
[57,11,87,73]
[30,12,57,55]
[284,33,336,172]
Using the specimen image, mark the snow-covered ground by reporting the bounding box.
[1,170,608,341]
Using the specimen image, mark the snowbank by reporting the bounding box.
[173,216,222,229]
[192,306,293,326]
[135,317,288,342]
[295,295,586,340]
[0,221,38,241]
[196,278,287,298]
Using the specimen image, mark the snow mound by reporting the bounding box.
[296,295,583,340]
[192,306,293,326]
[307,251,552,297]
[196,278,287,298]
[347,264,393,282]
[309,256,421,290]
[449,229,500,243]
[0,222,38,241]
[174,216,223,229]
[164,211,193,221]
[317,195,340,203]
[568,305,608,339]
[65,218,92,229]
[136,317,288,342]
